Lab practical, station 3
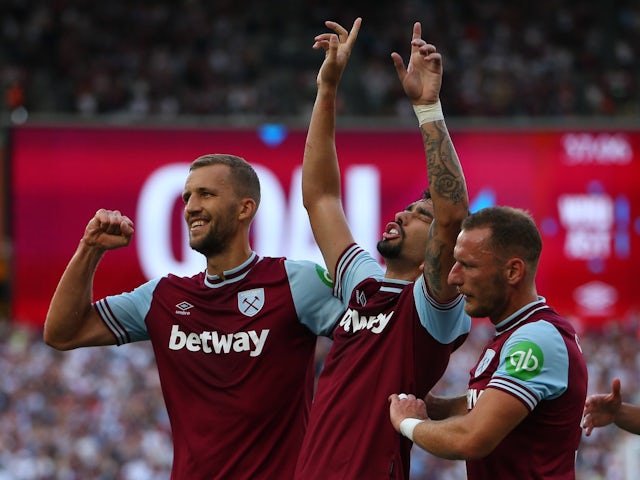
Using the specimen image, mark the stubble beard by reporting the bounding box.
[190,222,234,258]
[464,274,508,320]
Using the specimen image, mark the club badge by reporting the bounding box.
[238,288,265,317]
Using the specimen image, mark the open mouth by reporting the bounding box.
[382,222,401,241]
[190,219,208,232]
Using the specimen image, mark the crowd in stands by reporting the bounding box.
[1,316,639,479]
[1,1,639,478]
[1,0,639,121]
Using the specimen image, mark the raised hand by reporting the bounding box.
[391,22,442,105]
[582,378,623,436]
[313,17,362,89]
[83,208,134,251]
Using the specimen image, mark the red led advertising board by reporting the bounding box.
[8,125,640,330]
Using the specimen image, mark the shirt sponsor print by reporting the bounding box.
[337,309,393,334]
[168,324,269,357]
[316,264,334,288]
[505,341,544,380]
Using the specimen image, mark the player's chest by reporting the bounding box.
[149,282,296,335]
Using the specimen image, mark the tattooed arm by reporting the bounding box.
[391,23,469,301]
[420,120,468,300]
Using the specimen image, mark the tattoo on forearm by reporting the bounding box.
[424,232,446,298]
[421,121,465,204]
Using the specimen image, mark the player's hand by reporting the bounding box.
[82,208,135,251]
[388,393,427,432]
[313,17,362,89]
[391,22,442,105]
[582,378,622,436]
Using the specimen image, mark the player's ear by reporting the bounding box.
[505,257,525,284]
[238,197,257,221]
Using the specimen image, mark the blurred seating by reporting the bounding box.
[1,316,639,479]
[1,1,638,120]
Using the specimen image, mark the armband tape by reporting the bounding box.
[412,101,444,125]
[399,418,423,442]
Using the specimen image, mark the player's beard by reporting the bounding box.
[376,238,402,260]
[189,215,236,258]
[464,270,509,320]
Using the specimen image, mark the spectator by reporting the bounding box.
[583,378,640,435]
[1,318,640,478]
[1,0,638,120]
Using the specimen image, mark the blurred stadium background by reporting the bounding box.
[1,1,639,478]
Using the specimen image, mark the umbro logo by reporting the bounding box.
[356,290,367,307]
[175,301,194,316]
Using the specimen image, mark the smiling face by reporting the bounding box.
[377,197,434,266]
[182,163,243,257]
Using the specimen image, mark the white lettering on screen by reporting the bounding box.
[557,194,614,259]
[135,163,381,279]
[562,133,632,165]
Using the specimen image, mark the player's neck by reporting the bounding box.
[205,244,253,279]
[383,263,422,282]
[489,288,540,325]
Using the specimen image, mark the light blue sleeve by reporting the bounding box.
[491,320,569,406]
[96,278,162,343]
[413,276,470,344]
[284,260,346,337]
[334,245,384,304]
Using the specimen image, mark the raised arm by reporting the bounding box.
[302,18,361,280]
[44,209,134,350]
[391,23,469,301]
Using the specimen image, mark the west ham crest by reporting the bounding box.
[238,288,265,317]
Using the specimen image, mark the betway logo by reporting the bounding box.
[338,309,393,334]
[168,325,268,357]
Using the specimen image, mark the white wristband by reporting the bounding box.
[412,100,444,125]
[399,418,423,442]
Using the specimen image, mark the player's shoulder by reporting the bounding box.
[505,319,567,357]
[283,258,334,286]
[512,319,560,339]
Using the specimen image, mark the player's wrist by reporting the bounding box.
[413,100,444,126]
[317,83,340,97]
[399,417,423,442]
[78,237,107,254]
